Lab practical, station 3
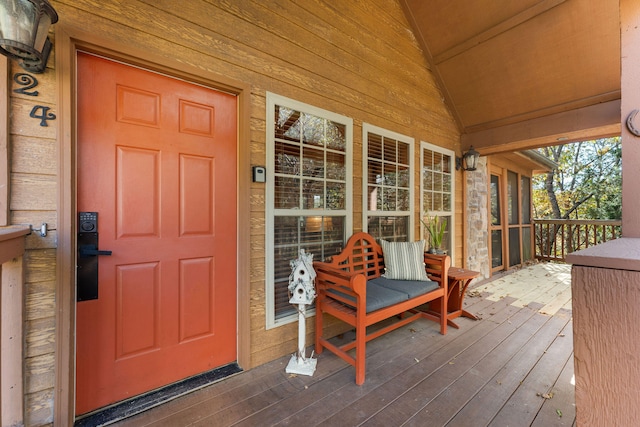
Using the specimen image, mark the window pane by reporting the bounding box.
[522,176,531,224]
[443,193,451,211]
[367,216,408,242]
[423,192,432,213]
[325,122,346,151]
[423,170,433,191]
[434,172,443,192]
[302,146,324,177]
[397,164,409,187]
[398,141,409,165]
[442,154,452,174]
[492,230,503,268]
[433,192,443,211]
[383,163,397,186]
[442,173,451,192]
[491,174,501,226]
[508,171,519,225]
[302,179,324,209]
[523,227,532,261]
[326,182,346,210]
[433,152,443,172]
[368,160,382,186]
[509,227,521,267]
[275,176,299,208]
[274,141,300,175]
[368,134,382,159]
[383,137,397,162]
[383,187,397,210]
[368,185,381,211]
[397,189,409,211]
[275,106,301,142]
[326,151,345,180]
[301,113,325,147]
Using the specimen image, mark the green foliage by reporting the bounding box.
[421,214,447,249]
[533,137,621,220]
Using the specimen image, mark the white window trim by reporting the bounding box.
[420,141,456,262]
[362,123,415,241]
[265,92,353,329]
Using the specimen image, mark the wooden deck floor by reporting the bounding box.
[114,263,575,427]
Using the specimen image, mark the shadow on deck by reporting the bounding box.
[115,262,575,427]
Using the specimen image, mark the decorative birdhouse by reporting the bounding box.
[288,249,316,305]
[285,248,317,376]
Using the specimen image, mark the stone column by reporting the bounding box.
[464,157,490,279]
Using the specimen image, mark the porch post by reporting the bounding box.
[565,4,640,426]
[621,0,640,236]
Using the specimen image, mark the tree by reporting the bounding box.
[533,137,621,220]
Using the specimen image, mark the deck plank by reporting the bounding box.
[530,323,576,427]
[488,316,574,426]
[400,309,551,426]
[110,263,576,427]
[445,312,572,426]
[336,302,533,425]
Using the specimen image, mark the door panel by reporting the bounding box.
[76,52,237,415]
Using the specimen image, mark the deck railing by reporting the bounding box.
[534,219,622,262]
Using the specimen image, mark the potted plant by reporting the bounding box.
[421,214,447,254]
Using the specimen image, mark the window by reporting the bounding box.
[363,124,414,242]
[266,93,352,328]
[420,142,455,258]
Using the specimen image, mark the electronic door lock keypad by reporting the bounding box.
[77,211,111,301]
[79,211,97,232]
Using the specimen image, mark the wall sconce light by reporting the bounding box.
[456,146,480,171]
[0,0,58,73]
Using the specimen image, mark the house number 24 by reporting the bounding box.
[13,72,56,127]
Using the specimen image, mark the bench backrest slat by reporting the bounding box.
[330,232,385,279]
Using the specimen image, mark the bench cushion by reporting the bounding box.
[368,276,439,299]
[326,282,408,313]
[364,283,409,312]
[326,278,439,313]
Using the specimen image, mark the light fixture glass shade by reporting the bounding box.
[463,146,480,171]
[0,0,58,72]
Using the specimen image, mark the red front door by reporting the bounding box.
[75,52,237,415]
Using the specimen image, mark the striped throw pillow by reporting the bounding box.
[380,240,428,281]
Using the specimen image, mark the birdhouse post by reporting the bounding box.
[285,249,317,376]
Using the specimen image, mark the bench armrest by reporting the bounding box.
[424,252,451,289]
[313,261,367,307]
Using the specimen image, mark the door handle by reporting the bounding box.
[79,244,112,258]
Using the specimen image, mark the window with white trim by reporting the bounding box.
[363,124,414,242]
[420,142,455,258]
[266,93,352,328]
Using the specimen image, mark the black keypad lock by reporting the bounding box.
[77,212,112,301]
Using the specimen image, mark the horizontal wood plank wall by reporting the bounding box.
[15,1,459,423]
[8,50,58,426]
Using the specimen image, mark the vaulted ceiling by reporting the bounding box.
[401,0,621,154]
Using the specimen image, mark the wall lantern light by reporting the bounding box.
[0,0,58,73]
[456,146,480,171]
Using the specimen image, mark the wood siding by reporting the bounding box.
[8,53,58,425]
[8,1,460,424]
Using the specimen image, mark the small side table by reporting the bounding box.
[430,267,480,328]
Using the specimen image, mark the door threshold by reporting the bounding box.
[74,362,242,427]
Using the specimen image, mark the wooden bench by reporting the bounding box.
[313,232,450,385]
